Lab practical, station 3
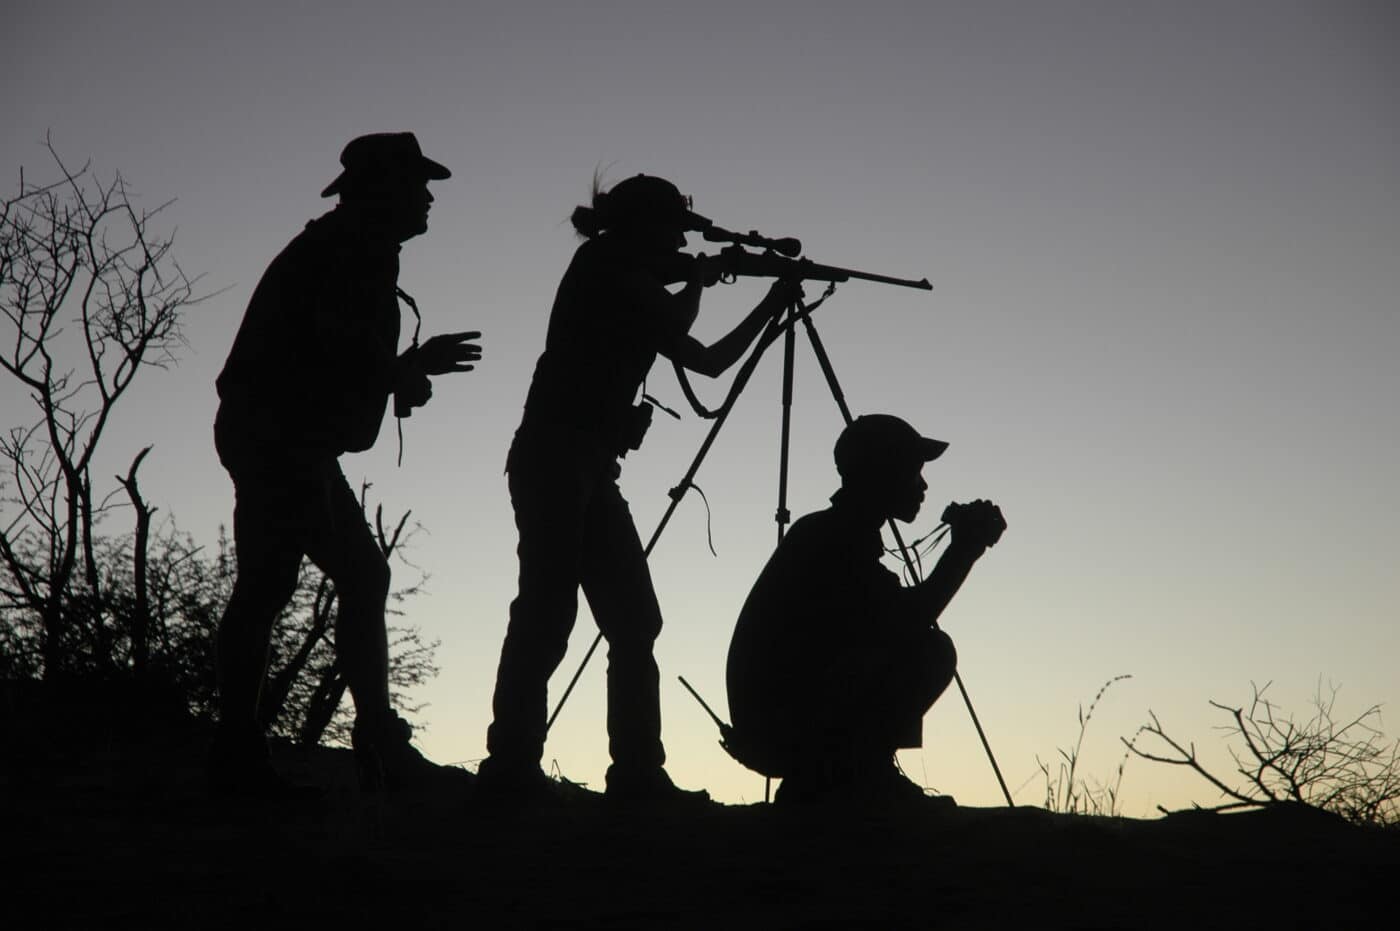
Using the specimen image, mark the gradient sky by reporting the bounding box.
[4,1,1397,813]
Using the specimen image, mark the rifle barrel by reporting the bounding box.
[832,266,933,290]
[724,249,931,291]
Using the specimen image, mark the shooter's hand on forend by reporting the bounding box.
[414,331,483,375]
[759,276,805,313]
[941,499,1007,548]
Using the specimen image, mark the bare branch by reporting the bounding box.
[1126,683,1400,826]
[1,142,201,677]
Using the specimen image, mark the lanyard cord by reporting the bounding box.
[394,286,423,467]
[671,282,836,419]
[396,285,423,347]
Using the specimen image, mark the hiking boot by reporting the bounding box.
[775,757,950,810]
[921,792,958,812]
[864,758,960,811]
[772,755,844,808]
[473,756,584,807]
[877,760,929,803]
[604,765,710,808]
[773,774,822,808]
[351,713,471,794]
[207,725,323,802]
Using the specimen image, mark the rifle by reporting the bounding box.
[655,242,931,292]
[709,243,932,291]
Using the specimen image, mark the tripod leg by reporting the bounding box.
[797,312,853,422]
[776,307,797,543]
[799,313,920,563]
[799,312,1015,807]
[645,311,787,555]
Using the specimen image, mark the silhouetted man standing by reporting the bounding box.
[726,414,1005,805]
[211,133,480,795]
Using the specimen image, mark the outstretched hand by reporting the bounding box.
[415,331,483,375]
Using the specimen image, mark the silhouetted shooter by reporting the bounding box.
[480,174,800,804]
[211,133,481,796]
[726,414,1006,806]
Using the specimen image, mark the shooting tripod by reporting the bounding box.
[545,279,1015,807]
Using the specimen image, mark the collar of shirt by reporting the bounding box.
[827,489,886,562]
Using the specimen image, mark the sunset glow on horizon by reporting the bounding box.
[4,0,1396,816]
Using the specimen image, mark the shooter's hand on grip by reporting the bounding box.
[941,499,1007,548]
[687,253,726,289]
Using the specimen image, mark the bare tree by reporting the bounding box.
[1124,681,1400,827]
[0,136,201,678]
[1,140,440,747]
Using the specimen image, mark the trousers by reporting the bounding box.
[485,425,665,771]
[740,626,957,778]
[212,435,391,733]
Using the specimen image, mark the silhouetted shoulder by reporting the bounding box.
[779,506,886,567]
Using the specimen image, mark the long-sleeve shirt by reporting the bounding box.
[216,208,403,463]
[726,498,910,741]
[519,235,690,455]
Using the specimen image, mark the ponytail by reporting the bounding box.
[567,171,689,239]
[569,169,610,238]
[570,203,604,238]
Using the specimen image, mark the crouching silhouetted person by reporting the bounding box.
[210,133,481,797]
[725,414,1006,806]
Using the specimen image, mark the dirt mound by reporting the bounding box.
[4,698,1396,928]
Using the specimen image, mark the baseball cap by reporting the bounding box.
[602,174,711,232]
[833,414,948,478]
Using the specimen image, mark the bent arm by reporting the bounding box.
[896,538,988,628]
[611,264,704,347]
[660,299,778,377]
[659,278,796,378]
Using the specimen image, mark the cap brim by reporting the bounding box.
[320,173,348,198]
[320,157,451,198]
[918,437,949,461]
[679,210,712,232]
[421,156,451,181]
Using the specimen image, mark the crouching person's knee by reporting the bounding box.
[928,628,957,674]
[918,628,957,705]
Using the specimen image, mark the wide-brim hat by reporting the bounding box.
[321,132,450,198]
[834,414,948,478]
